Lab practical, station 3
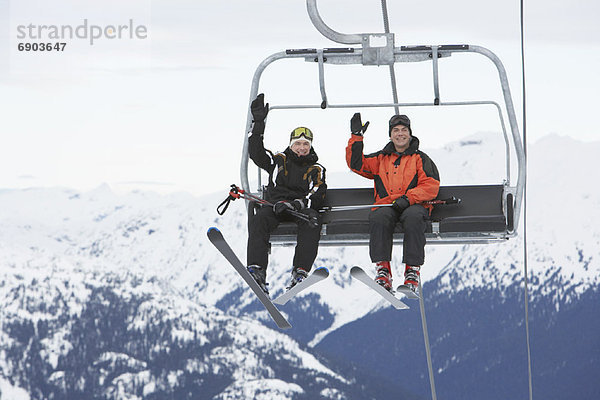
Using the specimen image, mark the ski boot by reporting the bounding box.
[285,267,308,291]
[247,265,269,295]
[398,265,420,299]
[374,261,393,292]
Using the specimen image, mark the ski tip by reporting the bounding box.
[350,266,363,274]
[315,266,329,273]
[206,227,224,240]
[396,285,420,300]
[272,298,284,306]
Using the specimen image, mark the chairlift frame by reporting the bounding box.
[240,0,525,247]
[238,2,530,399]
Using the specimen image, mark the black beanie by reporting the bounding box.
[388,114,412,136]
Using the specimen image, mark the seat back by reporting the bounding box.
[261,184,510,246]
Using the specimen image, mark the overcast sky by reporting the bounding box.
[0,0,598,195]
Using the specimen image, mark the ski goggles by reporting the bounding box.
[389,114,411,129]
[290,127,313,142]
[388,114,412,136]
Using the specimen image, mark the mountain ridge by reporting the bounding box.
[1,132,598,399]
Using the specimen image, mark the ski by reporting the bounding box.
[272,267,329,306]
[350,266,409,310]
[207,227,292,330]
[396,284,420,299]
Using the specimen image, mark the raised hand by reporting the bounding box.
[351,112,370,136]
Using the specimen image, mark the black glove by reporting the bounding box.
[392,196,410,213]
[250,94,269,135]
[351,112,369,136]
[292,198,307,211]
[251,93,269,123]
[273,200,295,216]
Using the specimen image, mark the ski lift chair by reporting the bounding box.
[242,0,524,247]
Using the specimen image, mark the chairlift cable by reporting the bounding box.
[380,0,400,114]
[520,0,534,398]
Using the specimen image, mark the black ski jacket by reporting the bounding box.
[248,133,327,210]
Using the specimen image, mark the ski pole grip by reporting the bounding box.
[217,184,244,215]
[229,184,244,196]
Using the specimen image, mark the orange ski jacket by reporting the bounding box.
[346,134,440,214]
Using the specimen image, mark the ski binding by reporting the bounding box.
[273,267,329,305]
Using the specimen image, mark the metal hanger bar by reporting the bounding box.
[269,100,504,109]
[286,48,356,55]
[402,44,469,51]
[306,0,363,44]
[316,49,328,109]
[432,46,441,105]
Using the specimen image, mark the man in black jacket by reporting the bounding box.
[246,94,327,295]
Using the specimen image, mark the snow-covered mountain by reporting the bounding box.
[0,267,352,399]
[1,132,599,399]
[317,133,600,400]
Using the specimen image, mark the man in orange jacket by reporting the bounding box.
[346,113,440,296]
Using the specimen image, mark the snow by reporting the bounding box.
[425,133,600,306]
[0,377,30,400]
[213,378,304,400]
[223,318,347,383]
[39,327,73,369]
[0,259,349,398]
[320,387,348,400]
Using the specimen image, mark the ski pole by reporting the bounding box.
[423,197,461,205]
[217,184,319,227]
[217,184,273,215]
[320,197,461,212]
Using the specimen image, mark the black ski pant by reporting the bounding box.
[247,206,321,272]
[368,204,429,267]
